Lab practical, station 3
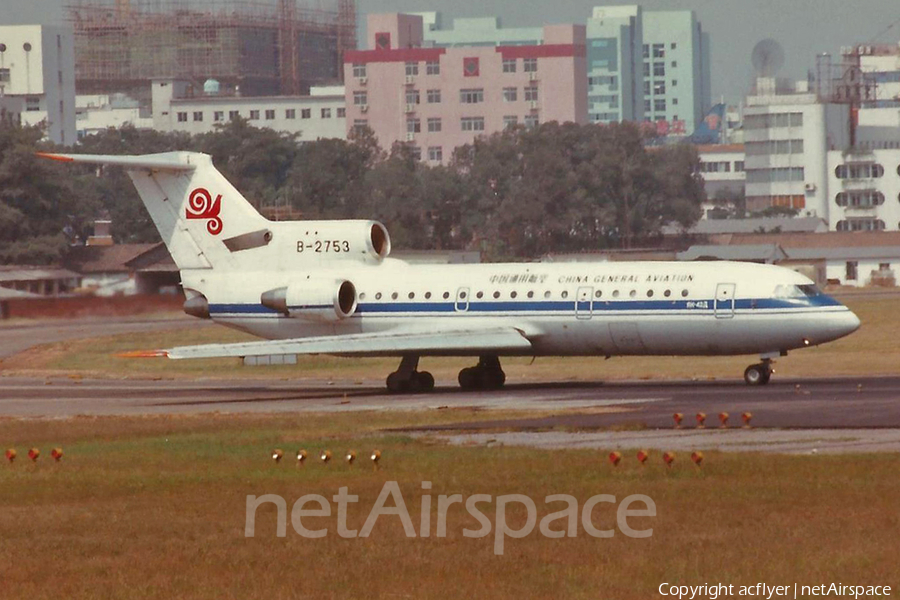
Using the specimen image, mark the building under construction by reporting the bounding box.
[68,0,356,97]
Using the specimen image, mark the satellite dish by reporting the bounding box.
[751,39,786,78]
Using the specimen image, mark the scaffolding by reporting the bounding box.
[67,0,356,95]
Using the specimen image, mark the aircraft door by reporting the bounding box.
[455,287,470,312]
[576,286,593,320]
[715,283,736,319]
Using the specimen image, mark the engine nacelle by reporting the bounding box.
[292,220,391,263]
[261,279,358,322]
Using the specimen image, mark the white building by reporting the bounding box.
[585,5,643,124]
[0,25,76,145]
[75,93,153,139]
[826,148,900,232]
[743,78,850,218]
[151,78,346,141]
[641,10,710,136]
[697,143,745,217]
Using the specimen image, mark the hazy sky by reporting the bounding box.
[5,0,900,102]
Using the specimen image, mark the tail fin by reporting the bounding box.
[38,151,269,271]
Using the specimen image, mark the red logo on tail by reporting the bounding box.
[186,188,223,235]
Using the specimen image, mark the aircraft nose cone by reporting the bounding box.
[832,309,861,339]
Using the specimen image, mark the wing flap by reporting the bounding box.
[162,327,533,360]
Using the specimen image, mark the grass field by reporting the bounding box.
[1,412,898,600]
[1,292,897,383]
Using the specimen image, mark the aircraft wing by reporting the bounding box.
[141,327,534,360]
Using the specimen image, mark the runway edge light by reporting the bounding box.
[742,412,753,428]
[320,450,332,464]
[346,451,356,466]
[51,448,63,462]
[636,450,649,465]
[673,413,684,429]
[272,449,284,463]
[297,449,308,466]
[609,451,622,467]
[663,452,676,467]
[28,448,40,462]
[5,449,15,463]
[371,450,381,470]
[719,412,729,428]
[696,413,707,428]
[691,451,704,467]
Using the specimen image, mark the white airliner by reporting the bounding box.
[40,151,861,392]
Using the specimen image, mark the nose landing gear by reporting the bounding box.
[458,356,506,391]
[386,355,435,394]
[744,359,773,386]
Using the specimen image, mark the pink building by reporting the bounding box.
[344,14,587,163]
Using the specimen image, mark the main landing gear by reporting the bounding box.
[744,359,773,386]
[386,355,434,394]
[458,356,506,391]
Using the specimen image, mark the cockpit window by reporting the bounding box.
[774,284,822,298]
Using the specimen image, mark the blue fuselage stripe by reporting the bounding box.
[208,295,844,316]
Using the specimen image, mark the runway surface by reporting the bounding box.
[1,374,899,425]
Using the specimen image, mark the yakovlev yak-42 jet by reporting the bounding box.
[40,151,860,393]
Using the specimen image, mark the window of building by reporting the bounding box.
[846,261,858,281]
[503,115,518,129]
[461,117,485,131]
[407,118,421,133]
[336,107,345,118]
[836,219,885,232]
[265,109,275,120]
[321,108,331,118]
[642,44,649,59]
[524,85,538,102]
[835,191,885,207]
[405,61,419,76]
[643,80,651,96]
[502,58,517,73]
[654,98,666,112]
[673,99,679,106]
[653,81,666,95]
[735,161,745,172]
[426,60,440,75]
[643,62,650,78]
[352,63,366,78]
[835,163,885,179]
[671,42,677,50]
[879,263,891,271]
[503,87,517,102]
[0,68,9,83]
[193,111,203,122]
[249,110,260,120]
[353,118,368,131]
[426,89,441,104]
[229,110,240,120]
[410,146,422,161]
[177,112,188,122]
[644,99,652,113]
[405,89,420,104]
[523,57,537,73]
[460,89,484,104]
[354,91,368,105]
[427,117,441,132]
[652,44,665,58]
[428,146,443,162]
[214,111,224,122]
[525,114,539,129]
[653,62,666,77]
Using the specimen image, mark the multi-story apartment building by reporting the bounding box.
[585,5,643,124]
[0,25,76,145]
[642,10,711,135]
[343,13,587,162]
